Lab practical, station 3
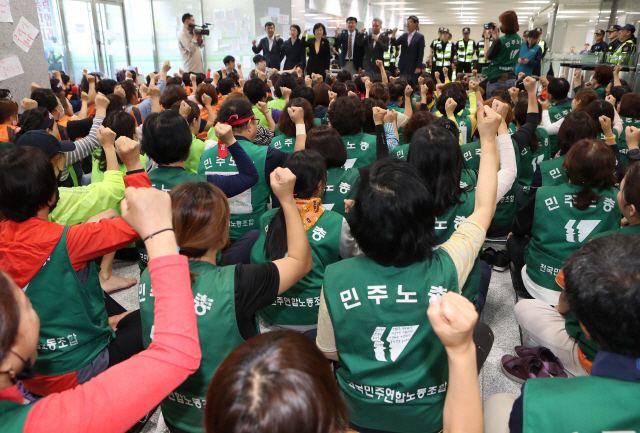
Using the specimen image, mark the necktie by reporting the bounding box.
[347,32,353,59]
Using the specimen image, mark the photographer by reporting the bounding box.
[482,11,522,96]
[178,13,204,73]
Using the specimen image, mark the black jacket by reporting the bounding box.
[334,30,364,70]
[305,37,332,76]
[282,38,306,70]
[357,31,389,72]
[252,37,284,68]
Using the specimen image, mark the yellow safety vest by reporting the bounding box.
[435,40,453,67]
[477,40,489,63]
[457,39,475,62]
[609,39,636,65]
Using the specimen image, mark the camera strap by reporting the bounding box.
[218,111,255,157]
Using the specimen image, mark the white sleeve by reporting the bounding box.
[542,110,563,135]
[613,110,623,136]
[496,133,517,201]
[339,218,362,259]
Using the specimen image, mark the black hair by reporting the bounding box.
[217,77,237,96]
[290,24,301,36]
[327,95,364,136]
[586,100,615,134]
[97,110,136,171]
[243,78,269,105]
[116,80,138,104]
[159,84,188,109]
[336,70,351,83]
[95,78,117,95]
[275,73,299,99]
[430,116,460,139]
[217,98,254,133]
[346,17,357,24]
[548,78,570,101]
[30,88,59,113]
[15,107,50,140]
[265,21,275,29]
[290,85,316,108]
[349,159,438,267]
[313,23,327,36]
[0,146,58,222]
[306,125,347,168]
[513,99,541,153]
[141,110,191,165]
[564,235,640,358]
[223,55,235,66]
[407,124,473,216]
[610,85,631,106]
[489,87,512,105]
[264,150,327,260]
[436,88,467,116]
[182,13,193,23]
[253,55,266,64]
[388,83,406,105]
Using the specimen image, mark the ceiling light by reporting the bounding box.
[452,6,479,9]
[444,1,482,3]
[520,1,550,3]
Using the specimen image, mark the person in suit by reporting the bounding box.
[252,22,284,69]
[282,24,307,71]
[357,18,389,80]
[333,17,364,75]
[390,16,425,84]
[304,23,332,80]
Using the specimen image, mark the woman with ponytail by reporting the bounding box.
[138,172,312,433]
[509,139,620,304]
[250,150,358,334]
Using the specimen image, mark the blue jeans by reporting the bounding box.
[486,78,516,98]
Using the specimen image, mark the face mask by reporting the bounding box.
[49,188,60,213]
[0,350,35,384]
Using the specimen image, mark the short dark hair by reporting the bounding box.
[159,84,188,109]
[528,29,540,40]
[346,17,357,24]
[306,125,348,168]
[369,82,389,103]
[171,99,200,126]
[253,55,266,65]
[313,23,326,36]
[14,107,50,141]
[30,88,58,113]
[95,78,116,95]
[243,78,269,105]
[182,13,193,23]
[313,82,331,106]
[610,85,631,108]
[217,98,255,133]
[0,99,18,124]
[513,99,541,153]
[217,77,237,96]
[290,85,316,108]
[586,100,615,134]
[557,111,598,154]
[618,93,640,118]
[265,21,275,29]
[547,78,570,101]
[430,116,459,138]
[290,24,301,36]
[223,55,235,66]
[328,95,364,136]
[350,158,439,267]
[564,235,640,358]
[275,73,299,99]
[407,15,419,24]
[402,110,437,144]
[116,80,137,104]
[141,110,192,165]
[97,111,135,171]
[499,10,519,34]
[361,98,386,134]
[0,146,58,222]
[336,70,351,83]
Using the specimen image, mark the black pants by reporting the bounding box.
[104,293,144,367]
[457,62,472,73]
[432,66,453,82]
[476,62,489,74]
[477,260,492,314]
[506,234,534,299]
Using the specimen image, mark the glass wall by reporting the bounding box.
[123,0,155,75]
[60,0,101,78]
[36,0,70,73]
[151,0,202,68]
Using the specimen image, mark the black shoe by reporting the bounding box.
[493,250,511,272]
[480,247,496,265]
[510,263,534,300]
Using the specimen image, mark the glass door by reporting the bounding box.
[60,0,100,79]
[95,1,130,78]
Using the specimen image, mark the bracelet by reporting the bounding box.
[295,123,306,135]
[142,228,174,242]
[604,135,615,141]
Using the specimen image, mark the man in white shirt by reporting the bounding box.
[357,18,389,80]
[178,13,204,73]
[252,22,284,68]
[334,17,363,75]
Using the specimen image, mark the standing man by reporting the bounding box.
[590,29,608,54]
[475,28,492,74]
[579,43,590,54]
[431,28,454,81]
[357,18,389,80]
[333,17,363,75]
[605,25,621,58]
[610,24,637,65]
[252,22,284,69]
[178,13,204,73]
[391,16,426,83]
[535,27,547,57]
[516,29,542,77]
[456,27,475,73]
[429,27,444,64]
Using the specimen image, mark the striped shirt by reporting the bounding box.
[60,116,104,182]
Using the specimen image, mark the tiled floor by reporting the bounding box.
[109,243,524,433]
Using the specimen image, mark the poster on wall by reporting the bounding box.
[13,16,40,53]
[0,56,24,81]
[0,0,13,23]
[35,0,56,41]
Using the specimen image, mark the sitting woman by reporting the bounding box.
[0,187,203,432]
[573,64,612,99]
[170,100,207,173]
[390,110,437,159]
[250,151,357,335]
[616,93,640,169]
[508,139,621,305]
[541,88,598,136]
[139,168,312,433]
[270,98,315,152]
[316,105,501,433]
[327,95,377,169]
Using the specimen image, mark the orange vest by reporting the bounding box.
[128,105,143,127]
[0,124,17,143]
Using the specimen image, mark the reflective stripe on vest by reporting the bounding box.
[457,39,474,62]
[609,40,635,64]
[435,41,453,67]
[477,40,487,62]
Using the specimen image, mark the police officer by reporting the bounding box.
[590,29,608,53]
[606,25,622,56]
[383,30,398,76]
[456,27,475,73]
[535,27,547,56]
[610,23,637,65]
[432,28,455,81]
[475,28,492,74]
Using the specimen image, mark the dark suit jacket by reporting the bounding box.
[357,31,389,72]
[334,30,364,70]
[304,37,331,76]
[252,37,284,68]
[391,32,426,75]
[282,38,306,70]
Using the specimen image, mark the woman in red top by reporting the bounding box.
[0,186,202,433]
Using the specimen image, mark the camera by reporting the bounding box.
[484,22,495,30]
[188,23,211,36]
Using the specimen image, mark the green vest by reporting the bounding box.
[323,251,459,433]
[483,33,522,80]
[491,139,521,226]
[185,135,205,174]
[198,139,270,240]
[139,261,244,433]
[28,228,114,375]
[476,40,488,63]
[267,96,286,111]
[548,100,572,155]
[393,143,410,160]
[460,140,481,170]
[251,209,342,326]
[525,184,621,290]
[540,154,567,186]
[434,40,454,67]
[270,134,296,153]
[323,167,360,218]
[341,131,377,169]
[456,113,473,144]
[457,39,475,62]
[518,126,550,195]
[523,376,640,433]
[617,116,640,170]
[0,399,32,433]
